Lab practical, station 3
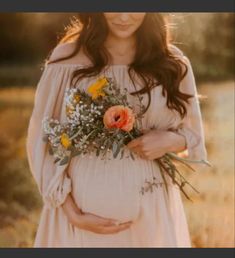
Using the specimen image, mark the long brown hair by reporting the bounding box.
[47,13,193,119]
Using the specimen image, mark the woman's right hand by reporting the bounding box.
[62,194,133,234]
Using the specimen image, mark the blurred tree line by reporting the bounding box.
[0,13,74,64]
[0,13,234,86]
[170,13,235,81]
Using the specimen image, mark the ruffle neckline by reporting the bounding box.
[46,63,130,70]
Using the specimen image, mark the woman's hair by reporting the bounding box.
[47,13,194,118]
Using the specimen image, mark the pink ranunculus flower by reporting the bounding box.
[103,105,135,132]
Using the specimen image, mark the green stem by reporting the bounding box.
[69,127,83,140]
[166,152,212,167]
[127,131,135,140]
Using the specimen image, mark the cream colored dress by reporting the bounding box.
[26,51,208,247]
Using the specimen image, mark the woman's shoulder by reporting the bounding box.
[168,44,185,57]
[168,44,191,64]
[169,44,192,62]
[47,41,92,66]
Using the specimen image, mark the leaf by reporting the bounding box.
[48,146,54,155]
[54,158,60,164]
[67,145,76,152]
[130,151,135,160]
[112,141,119,158]
[71,149,82,158]
[120,148,125,160]
[59,156,69,166]
[96,148,100,157]
[113,137,126,159]
[42,135,48,142]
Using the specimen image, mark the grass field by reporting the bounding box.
[0,81,234,247]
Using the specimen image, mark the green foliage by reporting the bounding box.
[170,13,235,81]
[0,13,75,65]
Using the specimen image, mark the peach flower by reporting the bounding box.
[103,105,135,132]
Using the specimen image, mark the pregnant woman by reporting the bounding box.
[26,13,208,247]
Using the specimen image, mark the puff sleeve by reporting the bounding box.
[174,55,208,164]
[26,64,72,209]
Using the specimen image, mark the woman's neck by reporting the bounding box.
[104,34,136,65]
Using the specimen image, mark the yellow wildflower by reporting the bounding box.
[74,93,80,103]
[87,77,108,99]
[66,105,75,115]
[60,133,71,149]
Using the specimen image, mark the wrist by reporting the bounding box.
[165,131,186,153]
[65,203,84,227]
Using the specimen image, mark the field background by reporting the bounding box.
[0,13,234,247]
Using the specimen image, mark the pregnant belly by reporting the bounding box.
[70,154,144,223]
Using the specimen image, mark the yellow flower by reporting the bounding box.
[87,77,108,99]
[60,133,71,149]
[74,93,80,103]
[66,105,75,115]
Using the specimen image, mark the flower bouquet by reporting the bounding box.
[42,76,211,200]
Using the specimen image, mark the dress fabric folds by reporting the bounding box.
[26,52,208,247]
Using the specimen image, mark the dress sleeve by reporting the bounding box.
[174,56,208,163]
[26,64,72,209]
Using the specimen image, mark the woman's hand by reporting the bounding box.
[126,129,186,160]
[62,194,132,234]
[74,211,133,235]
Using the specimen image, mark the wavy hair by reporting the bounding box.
[47,13,193,118]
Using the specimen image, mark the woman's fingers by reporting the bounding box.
[96,221,132,234]
[74,211,133,234]
[130,146,145,159]
[87,213,120,226]
[81,213,120,227]
[102,218,120,226]
[126,138,140,148]
[104,220,132,227]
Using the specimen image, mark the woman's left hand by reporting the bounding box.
[126,129,176,160]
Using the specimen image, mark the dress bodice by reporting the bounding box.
[55,63,182,133]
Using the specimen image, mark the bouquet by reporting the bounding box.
[42,76,211,200]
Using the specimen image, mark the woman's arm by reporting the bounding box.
[127,54,208,164]
[126,129,186,160]
[63,168,133,234]
[164,130,187,153]
[26,64,73,209]
[62,193,133,234]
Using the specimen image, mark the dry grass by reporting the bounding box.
[0,81,234,247]
[183,81,234,247]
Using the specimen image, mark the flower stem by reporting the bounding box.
[166,152,212,167]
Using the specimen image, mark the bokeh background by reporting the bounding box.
[0,13,234,247]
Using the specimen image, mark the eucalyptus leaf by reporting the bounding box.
[115,138,125,158]
[68,145,76,152]
[112,141,118,158]
[113,144,121,159]
[54,158,61,164]
[48,146,54,155]
[120,148,125,160]
[42,135,48,142]
[130,151,135,160]
[71,149,82,158]
[59,156,69,166]
[96,148,100,157]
